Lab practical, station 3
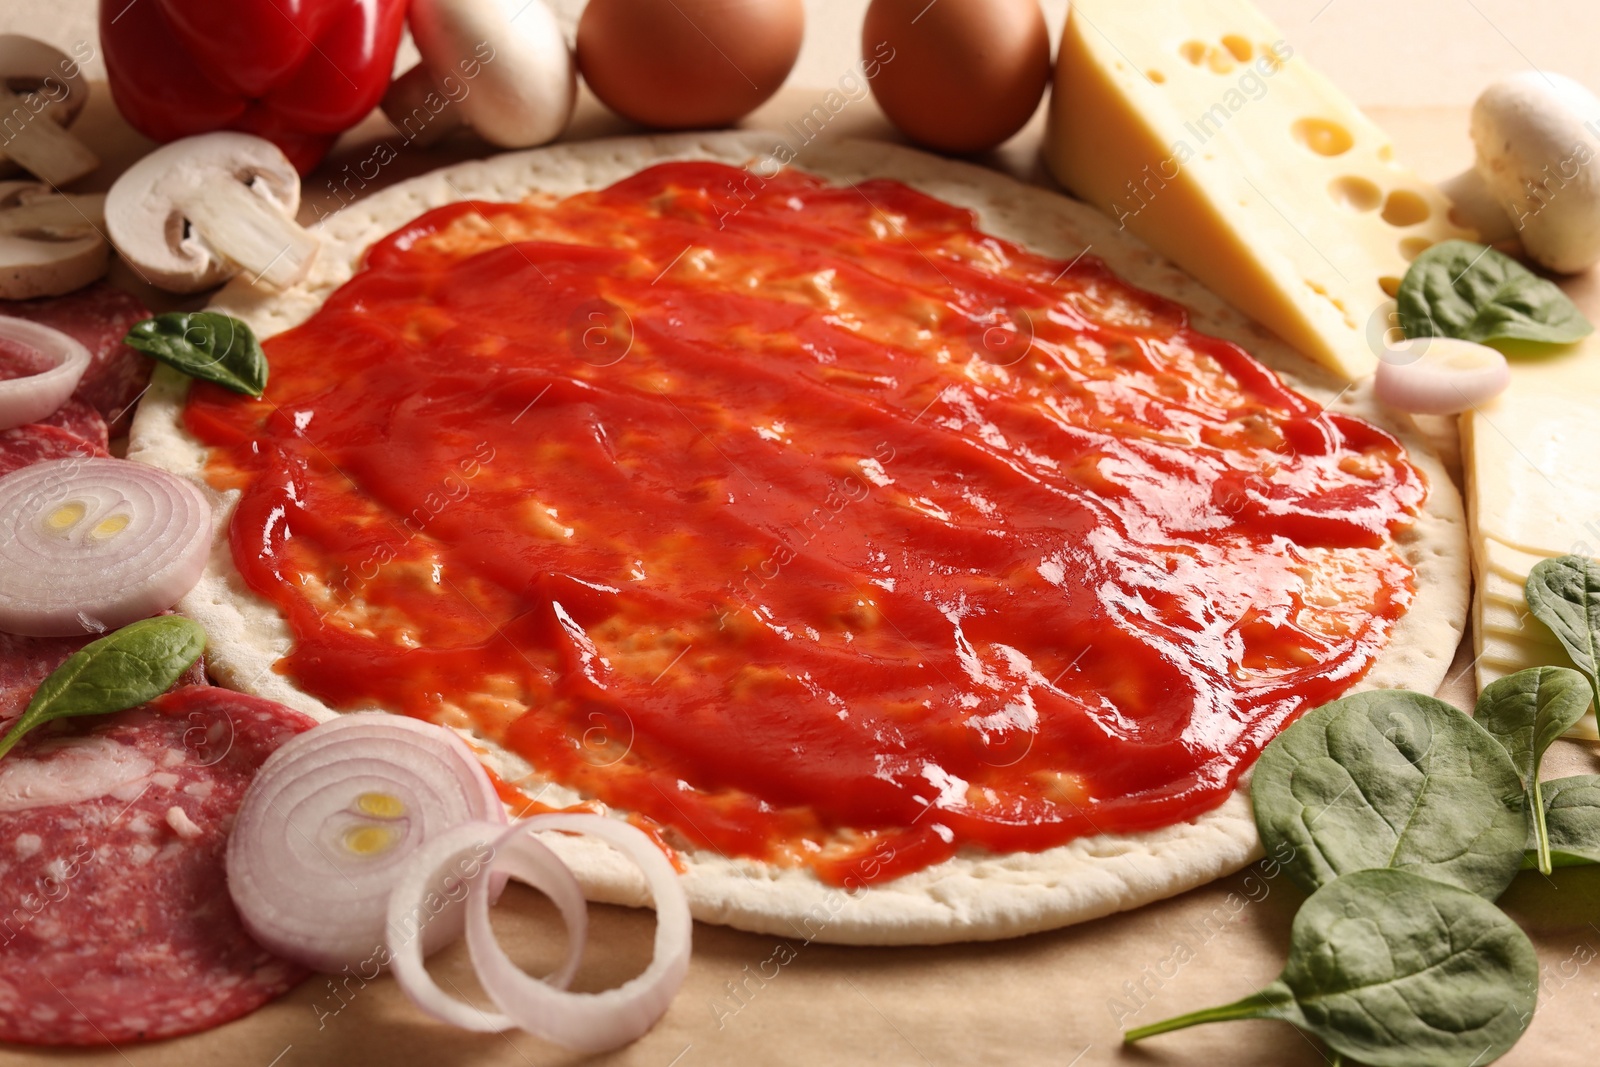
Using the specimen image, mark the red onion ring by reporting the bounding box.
[466,814,692,1053]
[386,820,587,1032]
[1375,337,1510,415]
[0,457,211,636]
[0,316,90,431]
[226,713,508,974]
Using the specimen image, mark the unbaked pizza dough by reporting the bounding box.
[128,132,1469,945]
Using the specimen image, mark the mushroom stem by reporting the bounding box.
[171,179,318,291]
[0,191,102,236]
[0,86,96,186]
[380,65,468,150]
[1437,167,1516,244]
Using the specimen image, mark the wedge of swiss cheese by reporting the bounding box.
[1045,0,1474,380]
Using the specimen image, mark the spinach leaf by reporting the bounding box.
[1396,240,1592,346]
[1125,869,1538,1066]
[0,616,206,760]
[1475,667,1592,873]
[124,311,268,397]
[1521,775,1600,869]
[1251,690,1526,899]
[1525,555,1600,708]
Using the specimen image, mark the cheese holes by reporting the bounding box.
[1399,236,1434,261]
[1147,69,1166,84]
[1381,189,1431,226]
[1327,175,1382,212]
[1178,36,1253,74]
[1292,117,1353,157]
[1378,276,1403,298]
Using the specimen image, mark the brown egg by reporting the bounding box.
[863,0,1052,154]
[577,0,805,129]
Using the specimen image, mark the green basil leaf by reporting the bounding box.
[1525,555,1600,707]
[1521,774,1600,869]
[1126,869,1538,1067]
[1475,666,1592,873]
[124,311,267,397]
[0,616,206,761]
[1396,240,1593,346]
[1250,690,1527,899]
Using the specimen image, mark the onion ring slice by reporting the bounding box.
[0,457,211,636]
[227,713,508,973]
[1375,336,1510,415]
[0,316,90,431]
[467,814,692,1053]
[387,820,587,1032]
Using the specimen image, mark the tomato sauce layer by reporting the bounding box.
[187,162,1424,884]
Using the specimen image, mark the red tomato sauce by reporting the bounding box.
[185,162,1424,884]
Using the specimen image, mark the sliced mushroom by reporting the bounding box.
[0,36,97,186]
[381,0,575,150]
[104,132,319,294]
[1440,72,1600,274]
[0,180,107,299]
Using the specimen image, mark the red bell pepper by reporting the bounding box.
[99,0,407,174]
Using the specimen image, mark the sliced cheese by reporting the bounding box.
[1044,0,1474,379]
[1464,342,1600,735]
[1463,364,1600,559]
[1481,539,1554,584]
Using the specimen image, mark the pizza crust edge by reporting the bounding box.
[127,132,1468,945]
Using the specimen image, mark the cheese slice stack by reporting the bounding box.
[1045,0,1474,379]
[1464,348,1600,735]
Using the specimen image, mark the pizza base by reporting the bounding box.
[127,132,1469,945]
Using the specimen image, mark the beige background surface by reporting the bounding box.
[9,0,1600,107]
[4,2,1600,1067]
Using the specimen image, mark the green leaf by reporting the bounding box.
[0,616,206,761]
[1521,775,1600,869]
[1525,556,1600,708]
[1475,667,1592,873]
[1127,870,1539,1067]
[1251,690,1527,899]
[1121,982,1297,1040]
[1397,240,1593,346]
[124,311,268,397]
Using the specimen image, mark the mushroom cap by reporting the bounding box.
[104,132,301,293]
[410,0,576,149]
[0,180,107,300]
[1471,71,1600,273]
[0,35,90,178]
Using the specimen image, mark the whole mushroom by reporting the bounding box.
[105,132,319,294]
[381,0,575,150]
[1440,72,1600,274]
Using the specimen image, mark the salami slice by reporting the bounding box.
[0,335,49,378]
[4,284,152,432]
[0,423,105,479]
[33,399,109,451]
[0,685,314,1045]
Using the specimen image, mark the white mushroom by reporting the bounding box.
[381,0,575,150]
[104,132,319,294]
[0,35,97,187]
[1440,71,1600,274]
[0,180,107,299]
